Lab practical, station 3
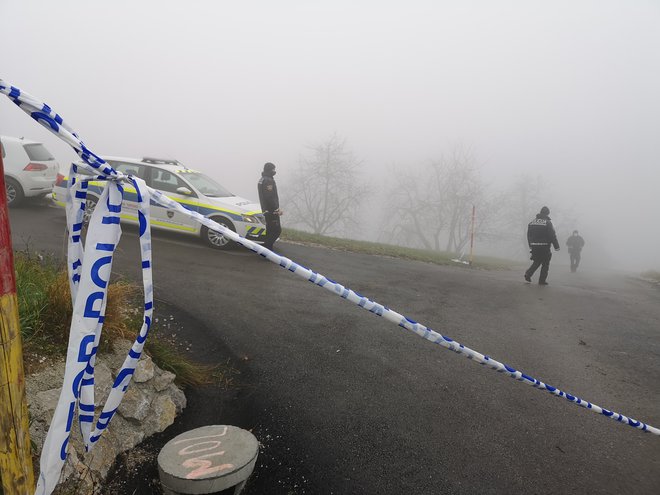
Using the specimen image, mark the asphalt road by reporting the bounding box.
[9,199,660,494]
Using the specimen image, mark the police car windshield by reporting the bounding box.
[178,171,234,198]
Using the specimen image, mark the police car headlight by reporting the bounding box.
[242,214,259,223]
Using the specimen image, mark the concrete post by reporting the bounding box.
[158,425,259,495]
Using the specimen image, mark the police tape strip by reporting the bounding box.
[1,80,658,495]
[146,197,660,439]
[1,80,155,495]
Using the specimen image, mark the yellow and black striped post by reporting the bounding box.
[0,150,35,493]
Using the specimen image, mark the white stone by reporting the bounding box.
[167,383,187,414]
[153,370,176,392]
[118,386,152,421]
[134,355,155,383]
[150,395,177,432]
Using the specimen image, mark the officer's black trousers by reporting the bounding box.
[526,246,552,283]
[263,212,282,250]
[570,252,581,272]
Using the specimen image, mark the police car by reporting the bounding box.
[52,157,267,249]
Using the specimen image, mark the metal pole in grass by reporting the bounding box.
[468,204,476,266]
[0,148,35,494]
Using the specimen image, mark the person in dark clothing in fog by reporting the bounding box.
[257,162,283,251]
[524,206,560,285]
[566,230,585,273]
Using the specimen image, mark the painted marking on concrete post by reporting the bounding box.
[173,427,235,480]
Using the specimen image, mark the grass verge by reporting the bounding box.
[14,250,223,387]
[641,270,660,282]
[281,228,514,269]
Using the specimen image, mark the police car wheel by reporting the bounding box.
[202,217,236,249]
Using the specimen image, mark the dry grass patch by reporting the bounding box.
[15,250,225,388]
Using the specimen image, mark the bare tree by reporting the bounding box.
[379,165,446,250]
[285,134,368,236]
[435,148,485,253]
[380,146,492,255]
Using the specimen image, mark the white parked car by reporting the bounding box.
[52,156,267,249]
[1,135,60,206]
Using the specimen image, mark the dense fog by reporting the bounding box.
[2,0,658,271]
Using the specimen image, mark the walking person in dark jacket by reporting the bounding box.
[257,162,283,251]
[524,206,560,285]
[566,230,585,273]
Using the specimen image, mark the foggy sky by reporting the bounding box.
[2,0,659,270]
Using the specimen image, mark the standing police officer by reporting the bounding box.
[524,206,560,285]
[566,230,585,272]
[258,162,283,251]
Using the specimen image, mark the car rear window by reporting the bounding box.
[24,143,54,161]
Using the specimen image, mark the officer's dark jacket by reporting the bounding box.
[258,172,279,213]
[566,235,585,253]
[527,214,559,249]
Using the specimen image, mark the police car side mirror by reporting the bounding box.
[176,186,192,196]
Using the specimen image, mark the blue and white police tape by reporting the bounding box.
[1,79,658,495]
[91,189,660,438]
[1,80,155,495]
